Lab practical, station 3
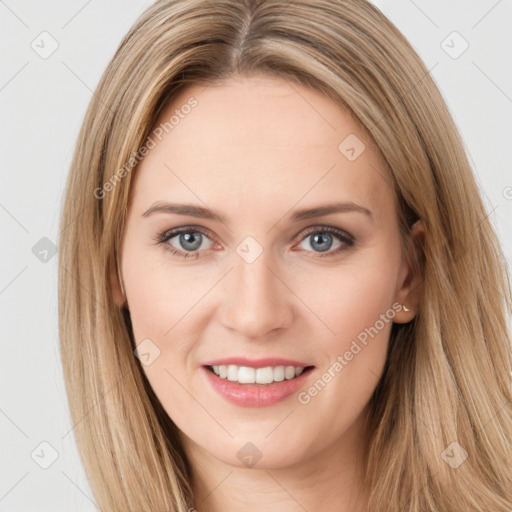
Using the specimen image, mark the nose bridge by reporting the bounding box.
[219,244,292,338]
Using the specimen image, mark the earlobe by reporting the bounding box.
[393,219,425,324]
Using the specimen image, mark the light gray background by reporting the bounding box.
[1,1,511,510]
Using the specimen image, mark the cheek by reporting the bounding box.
[298,244,401,394]
[328,269,397,343]
[121,240,206,340]
[122,252,202,420]
[297,248,400,345]
[121,242,211,395]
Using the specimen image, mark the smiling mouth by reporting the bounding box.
[205,364,315,385]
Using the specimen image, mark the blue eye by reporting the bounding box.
[297,226,354,256]
[155,227,214,259]
[155,225,355,259]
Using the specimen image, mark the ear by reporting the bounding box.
[393,219,425,324]
[109,254,126,308]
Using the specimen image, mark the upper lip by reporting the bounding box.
[202,357,314,369]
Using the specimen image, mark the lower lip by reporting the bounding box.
[202,366,315,407]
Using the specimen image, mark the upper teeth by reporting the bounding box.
[211,364,305,384]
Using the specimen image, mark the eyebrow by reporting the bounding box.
[142,201,373,223]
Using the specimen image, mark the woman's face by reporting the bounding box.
[114,74,421,470]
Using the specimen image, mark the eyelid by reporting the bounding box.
[156,225,217,243]
[294,224,354,243]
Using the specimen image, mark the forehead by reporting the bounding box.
[130,75,393,221]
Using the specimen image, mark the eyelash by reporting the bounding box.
[154,225,355,260]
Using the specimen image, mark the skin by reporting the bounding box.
[111,74,424,512]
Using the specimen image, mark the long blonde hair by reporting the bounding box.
[58,0,512,510]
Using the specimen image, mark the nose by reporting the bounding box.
[218,249,294,339]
